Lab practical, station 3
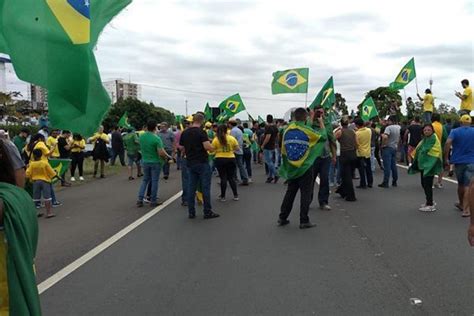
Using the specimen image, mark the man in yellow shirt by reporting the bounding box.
[355,119,373,188]
[455,79,472,116]
[417,89,434,123]
[46,129,60,158]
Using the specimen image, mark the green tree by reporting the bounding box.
[359,87,402,119]
[102,97,175,130]
[334,93,348,115]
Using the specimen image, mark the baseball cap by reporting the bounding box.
[205,122,212,128]
[460,114,472,124]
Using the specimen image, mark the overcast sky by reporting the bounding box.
[4,0,473,118]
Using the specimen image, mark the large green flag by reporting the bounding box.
[310,76,335,110]
[204,103,212,121]
[257,116,265,125]
[271,68,309,94]
[0,0,131,136]
[49,158,71,183]
[408,134,442,177]
[219,93,246,116]
[279,121,327,180]
[361,97,379,121]
[389,57,416,90]
[118,111,132,129]
[0,183,40,316]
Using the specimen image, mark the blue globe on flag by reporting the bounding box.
[401,70,409,82]
[227,102,236,112]
[285,73,298,87]
[284,129,309,163]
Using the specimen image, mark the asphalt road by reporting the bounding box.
[37,164,474,315]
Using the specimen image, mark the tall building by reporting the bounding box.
[0,57,10,93]
[29,84,48,109]
[103,79,142,103]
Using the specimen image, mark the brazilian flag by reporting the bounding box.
[219,93,246,117]
[49,158,71,183]
[310,76,335,109]
[204,103,212,121]
[272,68,309,94]
[361,97,379,122]
[0,0,132,136]
[279,121,327,180]
[408,134,443,177]
[389,57,416,90]
[118,111,132,129]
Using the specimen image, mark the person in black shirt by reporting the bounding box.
[404,116,423,165]
[110,126,125,166]
[179,113,219,219]
[261,114,279,183]
[58,130,71,159]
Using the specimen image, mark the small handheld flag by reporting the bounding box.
[310,77,335,110]
[118,111,132,129]
[360,97,379,122]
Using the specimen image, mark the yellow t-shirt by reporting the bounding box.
[356,127,372,158]
[70,139,86,153]
[25,141,50,162]
[0,231,8,314]
[423,94,434,112]
[89,133,109,144]
[461,86,473,111]
[432,121,443,142]
[26,160,57,183]
[212,135,238,158]
[46,136,60,158]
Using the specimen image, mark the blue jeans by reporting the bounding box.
[235,154,248,182]
[370,147,376,172]
[329,157,341,185]
[138,163,161,203]
[187,162,212,216]
[263,149,277,178]
[382,147,398,184]
[423,111,432,123]
[162,149,172,177]
[311,156,331,206]
[181,158,190,203]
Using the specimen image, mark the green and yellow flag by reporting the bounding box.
[408,134,443,177]
[272,68,309,94]
[361,97,379,121]
[216,112,230,123]
[219,93,246,116]
[389,57,416,90]
[204,103,212,121]
[49,158,71,183]
[310,76,335,109]
[0,183,41,316]
[279,121,326,180]
[118,111,132,129]
[0,0,131,136]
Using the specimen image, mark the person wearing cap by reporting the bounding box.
[444,115,474,217]
[417,88,434,123]
[379,115,401,188]
[455,79,472,116]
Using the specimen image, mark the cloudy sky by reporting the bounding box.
[4,0,474,118]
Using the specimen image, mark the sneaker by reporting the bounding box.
[265,177,273,183]
[299,222,317,229]
[434,183,444,189]
[181,201,188,207]
[164,176,169,180]
[378,183,389,188]
[128,176,135,180]
[136,201,144,207]
[52,201,62,208]
[239,181,249,186]
[203,212,220,219]
[273,176,280,184]
[79,176,85,181]
[219,196,226,202]
[319,204,332,211]
[100,174,105,179]
[419,205,436,212]
[188,213,196,219]
[420,202,437,209]
[150,201,163,207]
[392,181,397,187]
[143,198,151,204]
[277,219,290,226]
[70,177,76,182]
[233,196,239,201]
[248,178,253,183]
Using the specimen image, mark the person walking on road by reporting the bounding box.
[278,108,326,229]
[379,115,401,188]
[355,118,373,188]
[110,126,126,167]
[444,115,474,217]
[136,120,172,208]
[123,129,142,180]
[261,114,279,183]
[335,116,358,201]
[408,124,443,212]
[158,122,176,180]
[179,113,219,219]
[212,124,240,202]
[229,120,249,186]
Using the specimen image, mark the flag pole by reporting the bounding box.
[305,92,308,107]
[415,77,419,95]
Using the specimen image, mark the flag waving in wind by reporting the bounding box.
[204,103,212,121]
[219,93,246,117]
[310,77,335,109]
[361,97,379,121]
[389,57,417,90]
[272,68,309,94]
[0,0,132,136]
[118,111,132,129]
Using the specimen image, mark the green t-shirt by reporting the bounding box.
[139,132,164,164]
[123,133,140,155]
[13,135,26,153]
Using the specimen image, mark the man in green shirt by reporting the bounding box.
[12,128,30,156]
[123,129,142,180]
[136,120,172,207]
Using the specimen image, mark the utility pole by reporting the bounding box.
[185,99,188,116]
[429,76,433,93]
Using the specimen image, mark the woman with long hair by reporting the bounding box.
[70,133,86,181]
[211,124,240,202]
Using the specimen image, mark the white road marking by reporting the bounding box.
[396,164,458,184]
[38,191,183,295]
